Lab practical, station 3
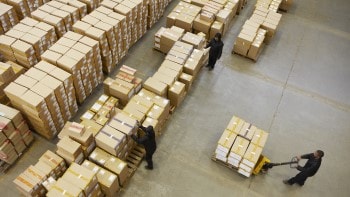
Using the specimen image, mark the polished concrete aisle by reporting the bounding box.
[1,0,350,196]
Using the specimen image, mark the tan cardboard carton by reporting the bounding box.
[81,160,120,197]
[47,178,83,197]
[143,77,168,97]
[179,73,194,91]
[104,157,128,186]
[242,143,263,168]
[229,136,250,161]
[168,81,186,107]
[238,123,256,140]
[95,125,126,156]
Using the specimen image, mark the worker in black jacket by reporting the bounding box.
[131,122,157,170]
[283,150,324,186]
[205,33,224,71]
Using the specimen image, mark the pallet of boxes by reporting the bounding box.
[213,115,269,177]
[232,3,282,61]
[0,104,34,172]
[0,61,25,105]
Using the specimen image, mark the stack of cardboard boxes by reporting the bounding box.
[0,61,25,104]
[48,163,102,196]
[214,115,269,177]
[155,26,185,53]
[0,2,19,34]
[81,160,120,196]
[256,0,283,12]
[166,1,201,32]
[95,112,137,160]
[58,122,96,158]
[0,104,34,166]
[2,0,50,20]
[80,94,119,128]
[148,0,173,28]
[233,5,282,60]
[0,17,57,68]
[89,147,129,187]
[13,150,66,196]
[4,61,79,139]
[56,136,85,165]
[41,31,103,104]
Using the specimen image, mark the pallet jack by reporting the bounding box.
[253,155,299,175]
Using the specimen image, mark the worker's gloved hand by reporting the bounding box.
[131,134,137,141]
[296,165,303,171]
[296,156,301,161]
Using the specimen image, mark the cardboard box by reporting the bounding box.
[0,62,15,83]
[251,129,268,147]
[184,58,201,76]
[39,150,66,177]
[161,59,183,75]
[226,116,245,133]
[193,14,212,36]
[229,136,250,161]
[143,77,168,97]
[57,137,83,161]
[181,32,205,49]
[238,123,256,140]
[179,73,193,91]
[242,144,263,168]
[81,160,120,196]
[104,157,128,186]
[63,163,98,195]
[95,125,126,156]
[47,178,84,197]
[168,81,186,107]
[0,104,23,127]
[216,129,237,155]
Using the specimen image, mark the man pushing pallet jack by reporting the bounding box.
[254,150,324,186]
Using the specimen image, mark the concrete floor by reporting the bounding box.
[1,0,350,196]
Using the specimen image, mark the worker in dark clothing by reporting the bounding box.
[131,122,157,170]
[205,33,224,71]
[283,150,324,186]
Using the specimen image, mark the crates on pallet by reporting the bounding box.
[0,61,25,105]
[0,2,19,34]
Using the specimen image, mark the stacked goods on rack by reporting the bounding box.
[0,61,25,104]
[213,115,269,177]
[13,150,66,196]
[47,163,102,196]
[232,5,282,60]
[41,31,103,104]
[80,94,119,128]
[0,104,34,168]
[0,3,19,34]
[89,147,129,187]
[0,17,57,68]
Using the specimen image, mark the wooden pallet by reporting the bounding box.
[211,154,238,171]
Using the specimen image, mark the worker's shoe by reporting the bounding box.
[145,165,153,170]
[283,180,292,185]
[209,67,214,71]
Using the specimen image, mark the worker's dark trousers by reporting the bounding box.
[288,172,308,186]
[207,56,217,69]
[145,151,154,168]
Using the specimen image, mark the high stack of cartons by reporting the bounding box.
[58,122,96,157]
[148,0,173,28]
[13,150,66,196]
[213,115,269,177]
[256,0,282,12]
[48,163,101,196]
[0,104,34,166]
[0,3,19,34]
[34,60,78,121]
[0,17,57,68]
[89,147,129,187]
[41,31,103,104]
[156,26,185,54]
[3,62,79,139]
[0,61,24,104]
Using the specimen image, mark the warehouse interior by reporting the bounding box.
[1,0,350,196]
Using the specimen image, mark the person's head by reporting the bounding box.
[214,33,222,41]
[314,150,324,159]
